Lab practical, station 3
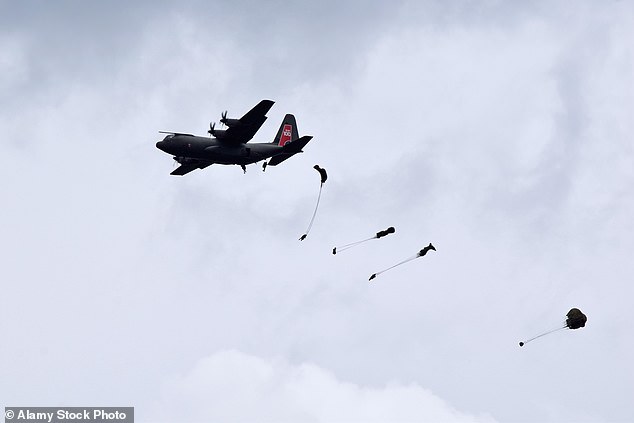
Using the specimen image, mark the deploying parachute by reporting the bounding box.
[299,165,327,241]
[314,165,327,184]
[369,243,436,281]
[332,226,396,255]
[565,308,587,329]
[519,308,587,347]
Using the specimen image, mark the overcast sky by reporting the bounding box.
[2,1,633,422]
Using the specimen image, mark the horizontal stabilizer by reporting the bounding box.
[267,136,313,166]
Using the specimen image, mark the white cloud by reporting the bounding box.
[148,350,495,423]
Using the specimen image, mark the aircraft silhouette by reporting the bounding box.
[156,100,313,175]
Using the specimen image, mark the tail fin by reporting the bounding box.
[272,114,299,146]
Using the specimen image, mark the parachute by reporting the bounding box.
[299,165,327,241]
[314,165,327,184]
[369,243,436,281]
[566,308,587,329]
[332,226,395,254]
[519,308,587,347]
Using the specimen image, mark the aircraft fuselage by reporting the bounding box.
[156,134,284,165]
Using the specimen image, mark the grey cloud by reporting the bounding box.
[1,2,633,423]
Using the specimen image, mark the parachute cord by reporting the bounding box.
[373,254,419,277]
[302,182,323,238]
[335,236,377,253]
[521,325,567,345]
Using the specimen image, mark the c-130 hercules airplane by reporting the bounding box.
[156,100,313,175]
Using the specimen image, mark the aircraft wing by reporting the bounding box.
[223,100,275,144]
[170,162,212,176]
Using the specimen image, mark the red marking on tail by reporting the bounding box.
[279,124,292,146]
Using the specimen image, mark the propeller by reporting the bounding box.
[208,122,215,135]
[221,110,227,122]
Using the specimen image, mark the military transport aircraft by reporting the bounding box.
[156,99,313,175]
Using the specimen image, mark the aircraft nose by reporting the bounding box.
[156,140,165,150]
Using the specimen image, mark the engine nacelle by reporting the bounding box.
[220,117,241,127]
[210,129,227,139]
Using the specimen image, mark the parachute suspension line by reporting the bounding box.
[333,227,395,255]
[299,182,323,241]
[333,236,376,254]
[369,254,419,281]
[376,254,419,274]
[519,325,567,347]
[306,182,323,233]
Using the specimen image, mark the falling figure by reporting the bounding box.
[299,165,327,241]
[241,164,247,174]
[369,243,436,281]
[333,227,396,255]
[262,161,268,172]
[519,308,587,347]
